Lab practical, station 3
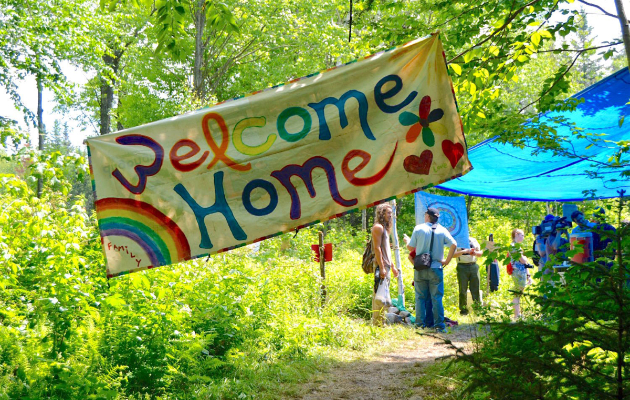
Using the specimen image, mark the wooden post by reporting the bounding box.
[319,231,326,306]
[362,209,367,231]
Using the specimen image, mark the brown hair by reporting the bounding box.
[375,204,393,233]
[511,228,524,240]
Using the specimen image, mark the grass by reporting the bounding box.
[408,359,474,399]
[251,323,420,399]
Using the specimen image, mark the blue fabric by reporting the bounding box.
[409,223,457,269]
[414,268,445,330]
[437,68,630,201]
[415,192,470,248]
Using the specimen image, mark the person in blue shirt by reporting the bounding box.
[405,207,457,333]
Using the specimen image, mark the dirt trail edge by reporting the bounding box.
[293,324,480,400]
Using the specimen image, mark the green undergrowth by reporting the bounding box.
[0,170,421,399]
[0,152,575,399]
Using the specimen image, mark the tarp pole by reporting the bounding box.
[362,209,367,231]
[319,231,327,306]
[391,200,404,306]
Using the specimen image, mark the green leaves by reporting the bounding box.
[463,46,483,64]
[154,0,188,54]
[103,293,126,307]
[206,1,240,33]
[0,0,88,126]
[150,0,241,56]
[449,63,462,75]
[603,49,615,60]
[531,31,541,46]
[0,0,627,396]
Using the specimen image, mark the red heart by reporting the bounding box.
[442,140,464,168]
[404,150,433,175]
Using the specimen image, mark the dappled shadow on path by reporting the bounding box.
[288,323,482,400]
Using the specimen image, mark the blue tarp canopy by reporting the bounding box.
[437,68,630,201]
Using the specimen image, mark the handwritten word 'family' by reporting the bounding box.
[107,242,143,268]
[111,74,417,249]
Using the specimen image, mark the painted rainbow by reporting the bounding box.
[96,198,191,273]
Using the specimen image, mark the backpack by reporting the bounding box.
[361,236,376,274]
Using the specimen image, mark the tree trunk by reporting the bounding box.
[466,195,473,220]
[100,53,120,136]
[99,79,113,135]
[193,0,207,101]
[37,73,44,198]
[546,202,552,215]
[615,0,630,69]
[116,96,124,131]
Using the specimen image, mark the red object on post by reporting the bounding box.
[311,243,333,262]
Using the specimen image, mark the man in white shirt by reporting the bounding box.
[454,237,483,315]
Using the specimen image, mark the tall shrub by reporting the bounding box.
[457,197,630,399]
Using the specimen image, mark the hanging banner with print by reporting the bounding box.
[87,34,472,278]
[414,191,469,248]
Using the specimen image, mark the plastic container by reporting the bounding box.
[570,230,594,263]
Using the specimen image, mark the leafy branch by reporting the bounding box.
[430,0,494,31]
[448,0,541,63]
[450,41,623,64]
[518,50,582,113]
[578,0,629,23]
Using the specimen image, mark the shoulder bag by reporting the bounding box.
[414,224,437,271]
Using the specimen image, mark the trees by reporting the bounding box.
[0,0,100,196]
[70,0,364,134]
[454,198,630,399]
[350,0,626,151]
[0,1,629,398]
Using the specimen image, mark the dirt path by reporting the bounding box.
[292,324,481,400]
